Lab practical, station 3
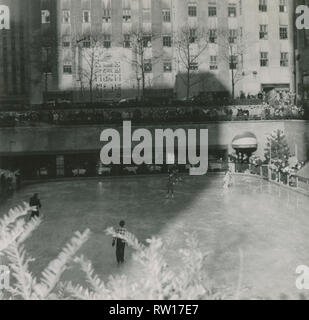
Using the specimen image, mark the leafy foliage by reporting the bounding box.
[66,228,225,300]
[264,129,290,169]
[0,204,90,300]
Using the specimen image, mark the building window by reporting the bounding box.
[188,3,197,17]
[103,9,111,23]
[279,0,287,12]
[63,64,72,74]
[123,34,131,48]
[143,35,152,47]
[83,10,91,23]
[259,0,267,12]
[229,29,237,43]
[190,28,197,43]
[143,9,151,22]
[162,9,171,22]
[209,29,217,43]
[62,10,70,24]
[280,26,288,39]
[189,61,198,71]
[144,59,152,73]
[208,6,217,17]
[83,40,91,48]
[259,24,268,39]
[163,36,172,47]
[163,62,172,72]
[260,52,269,67]
[41,10,51,24]
[62,41,71,48]
[280,52,289,67]
[210,55,218,70]
[56,156,65,176]
[230,55,238,69]
[228,5,237,17]
[103,35,111,48]
[123,9,131,22]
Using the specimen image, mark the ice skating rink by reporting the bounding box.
[1,175,309,299]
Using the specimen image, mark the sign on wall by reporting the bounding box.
[95,61,122,99]
[0,5,10,30]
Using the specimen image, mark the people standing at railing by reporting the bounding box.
[0,169,17,196]
[0,98,305,128]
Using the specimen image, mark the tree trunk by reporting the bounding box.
[186,69,190,100]
[141,46,145,101]
[231,68,235,99]
[89,80,93,105]
[142,71,145,101]
[42,72,48,103]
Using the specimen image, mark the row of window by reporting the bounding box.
[61,25,289,50]
[259,0,288,13]
[64,35,170,49]
[260,25,289,40]
[41,0,289,25]
[61,52,290,75]
[259,52,289,67]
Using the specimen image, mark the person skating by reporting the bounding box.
[223,169,233,189]
[29,193,42,219]
[166,171,175,199]
[112,220,127,265]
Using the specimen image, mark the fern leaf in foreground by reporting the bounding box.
[34,229,91,299]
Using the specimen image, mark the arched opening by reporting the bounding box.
[232,132,258,171]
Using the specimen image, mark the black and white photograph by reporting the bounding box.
[0,0,309,306]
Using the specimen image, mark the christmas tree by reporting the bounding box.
[264,130,290,170]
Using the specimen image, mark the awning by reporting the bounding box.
[232,132,258,150]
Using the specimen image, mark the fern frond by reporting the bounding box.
[0,219,25,253]
[74,255,109,296]
[106,275,133,300]
[0,203,30,231]
[34,229,90,299]
[65,281,101,300]
[17,217,42,244]
[0,203,35,253]
[4,242,36,300]
[105,227,144,251]
[0,216,41,254]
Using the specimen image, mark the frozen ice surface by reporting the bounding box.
[1,175,309,299]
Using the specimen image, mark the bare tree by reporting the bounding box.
[126,30,161,101]
[217,29,249,99]
[71,32,105,104]
[174,26,210,100]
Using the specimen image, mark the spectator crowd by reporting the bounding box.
[0,169,20,197]
[0,91,305,127]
